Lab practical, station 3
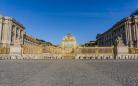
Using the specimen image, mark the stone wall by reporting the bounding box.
[0,45,138,60]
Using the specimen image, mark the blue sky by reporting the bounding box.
[0,0,138,44]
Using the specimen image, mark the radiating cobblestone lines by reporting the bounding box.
[0,60,138,86]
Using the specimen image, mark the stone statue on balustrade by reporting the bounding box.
[115,36,125,47]
[114,36,129,55]
[10,38,22,55]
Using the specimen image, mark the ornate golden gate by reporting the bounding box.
[62,48,76,59]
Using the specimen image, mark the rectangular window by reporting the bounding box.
[1,23,3,40]
[16,28,18,38]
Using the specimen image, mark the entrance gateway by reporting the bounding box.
[6,33,136,60]
[61,33,77,59]
[21,34,134,60]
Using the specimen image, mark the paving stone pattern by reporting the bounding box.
[0,60,138,86]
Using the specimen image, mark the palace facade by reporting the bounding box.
[83,41,96,47]
[96,10,138,47]
[1,10,138,60]
[23,34,41,45]
[0,16,46,48]
[0,16,25,48]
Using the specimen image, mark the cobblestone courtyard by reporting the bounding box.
[0,60,138,86]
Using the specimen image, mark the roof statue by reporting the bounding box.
[61,33,77,48]
[63,33,76,42]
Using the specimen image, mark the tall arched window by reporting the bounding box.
[11,25,15,43]
[1,23,3,41]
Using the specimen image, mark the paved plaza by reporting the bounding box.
[0,60,138,86]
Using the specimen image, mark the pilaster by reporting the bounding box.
[0,19,3,43]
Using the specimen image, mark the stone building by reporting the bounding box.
[23,34,41,45]
[83,41,96,47]
[0,16,25,48]
[1,11,138,60]
[0,15,45,47]
[96,10,138,47]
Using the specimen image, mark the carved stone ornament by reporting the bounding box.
[115,36,125,46]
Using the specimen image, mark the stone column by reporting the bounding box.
[2,23,7,43]
[13,26,17,44]
[133,23,137,47]
[125,22,129,45]
[133,24,137,41]
[128,22,133,47]
[10,25,14,44]
[8,24,12,44]
[135,23,138,47]
[2,20,11,47]
[16,28,20,44]
[0,19,3,43]
[20,30,22,42]
[18,29,20,39]
[20,30,24,44]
